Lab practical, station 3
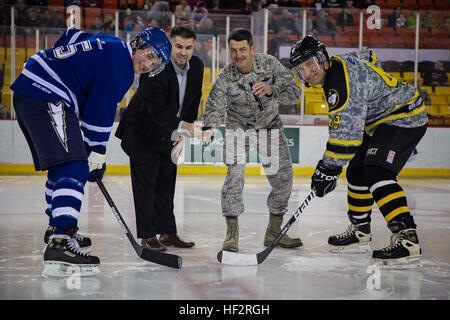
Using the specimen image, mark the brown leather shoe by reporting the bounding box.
[141,237,167,252]
[159,233,195,248]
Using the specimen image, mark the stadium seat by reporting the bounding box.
[403,0,419,10]
[425,37,442,48]
[385,0,403,9]
[306,101,328,115]
[335,35,353,47]
[418,0,435,10]
[426,105,442,116]
[371,36,389,48]
[434,0,450,10]
[435,86,450,95]
[430,94,448,105]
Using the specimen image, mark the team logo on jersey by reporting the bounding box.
[327,89,339,107]
[47,101,69,152]
[367,148,378,156]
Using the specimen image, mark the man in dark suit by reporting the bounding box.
[116,25,204,251]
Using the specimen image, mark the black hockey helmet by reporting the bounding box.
[290,35,328,67]
[290,36,329,85]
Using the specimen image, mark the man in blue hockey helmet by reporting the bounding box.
[10,26,171,277]
[131,27,172,77]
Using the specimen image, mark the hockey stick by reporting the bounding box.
[217,190,315,266]
[96,178,183,269]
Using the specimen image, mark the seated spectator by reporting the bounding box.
[186,18,199,34]
[189,0,207,8]
[102,13,115,33]
[268,26,295,59]
[294,9,313,35]
[336,7,355,28]
[191,1,208,28]
[388,6,402,29]
[396,13,406,28]
[313,10,340,36]
[268,10,278,34]
[24,7,42,35]
[175,0,192,23]
[120,0,137,10]
[82,0,102,8]
[325,0,340,8]
[140,0,154,11]
[421,11,439,29]
[199,17,218,37]
[194,39,208,66]
[89,16,102,32]
[406,10,418,29]
[442,16,450,32]
[310,0,326,15]
[277,8,296,34]
[49,9,65,29]
[423,61,449,87]
[344,0,355,8]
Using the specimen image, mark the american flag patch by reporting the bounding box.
[386,150,396,164]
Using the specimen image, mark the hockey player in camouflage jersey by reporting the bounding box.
[290,36,427,268]
[202,28,302,252]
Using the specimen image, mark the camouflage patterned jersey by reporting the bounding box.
[203,53,301,130]
[321,50,428,168]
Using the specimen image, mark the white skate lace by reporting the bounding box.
[49,234,89,256]
[74,233,84,241]
[335,224,355,239]
[381,233,402,252]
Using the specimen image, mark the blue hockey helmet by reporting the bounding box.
[132,27,172,77]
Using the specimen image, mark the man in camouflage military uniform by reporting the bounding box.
[202,28,302,252]
[290,36,427,268]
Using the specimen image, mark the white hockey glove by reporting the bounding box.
[87,151,107,182]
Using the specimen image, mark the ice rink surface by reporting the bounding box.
[0,175,449,300]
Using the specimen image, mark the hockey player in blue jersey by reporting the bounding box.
[10,27,171,277]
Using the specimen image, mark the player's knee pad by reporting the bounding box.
[346,166,366,187]
[52,160,89,186]
[363,165,397,189]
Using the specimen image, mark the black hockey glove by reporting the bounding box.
[311,160,342,197]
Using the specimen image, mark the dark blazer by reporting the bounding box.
[116,55,204,158]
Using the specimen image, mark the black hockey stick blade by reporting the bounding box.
[217,191,315,266]
[96,178,182,269]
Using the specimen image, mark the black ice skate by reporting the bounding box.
[328,222,371,253]
[372,222,422,269]
[44,225,92,254]
[42,227,100,278]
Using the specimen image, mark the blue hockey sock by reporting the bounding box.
[48,161,89,235]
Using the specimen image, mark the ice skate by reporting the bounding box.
[328,222,371,253]
[44,225,92,254]
[42,227,100,278]
[372,222,422,269]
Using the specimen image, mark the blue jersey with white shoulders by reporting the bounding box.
[11,28,135,154]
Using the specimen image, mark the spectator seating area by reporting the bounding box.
[268,7,450,48]
[1,1,449,118]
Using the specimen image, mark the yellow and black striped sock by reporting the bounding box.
[347,183,374,225]
[369,180,415,227]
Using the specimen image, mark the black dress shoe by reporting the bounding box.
[159,233,195,248]
[141,237,167,252]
